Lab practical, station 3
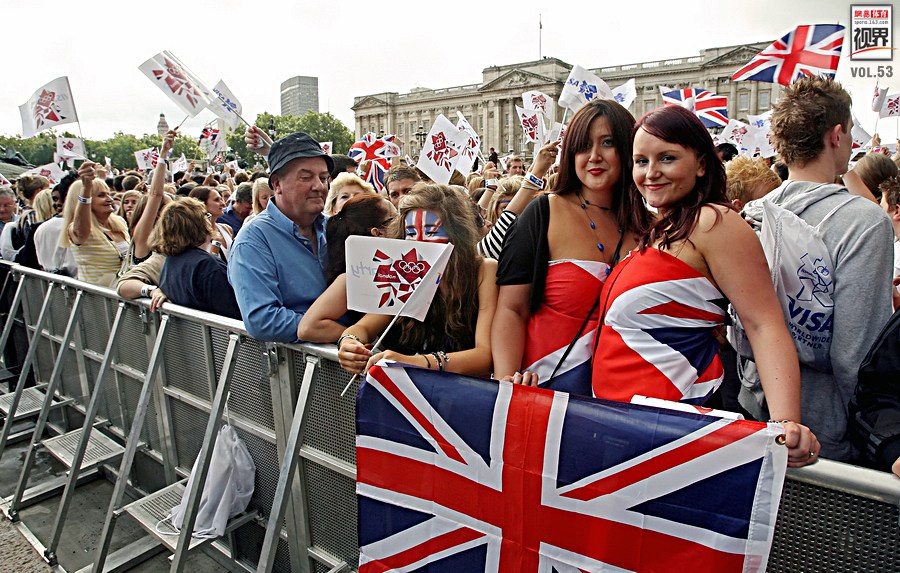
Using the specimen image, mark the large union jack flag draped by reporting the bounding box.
[731,24,845,86]
[661,89,729,128]
[357,363,787,572]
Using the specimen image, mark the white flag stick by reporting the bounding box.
[339,294,412,398]
[175,114,191,130]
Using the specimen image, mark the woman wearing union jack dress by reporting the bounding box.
[591,105,819,467]
[492,99,651,393]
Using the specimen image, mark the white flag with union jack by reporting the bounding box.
[416,115,468,185]
[345,237,453,321]
[139,51,213,117]
[18,77,79,138]
[879,93,900,118]
[516,105,546,145]
[453,112,481,177]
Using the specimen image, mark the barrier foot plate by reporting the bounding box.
[122,480,258,553]
[43,428,125,470]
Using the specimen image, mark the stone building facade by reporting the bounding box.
[352,42,782,157]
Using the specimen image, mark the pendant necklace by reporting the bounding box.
[575,191,614,253]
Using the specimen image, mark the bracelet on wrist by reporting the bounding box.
[77,195,92,204]
[211,240,223,249]
[140,285,158,298]
[524,172,546,190]
[337,333,361,349]
[422,353,432,369]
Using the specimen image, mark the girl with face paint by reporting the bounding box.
[336,183,498,377]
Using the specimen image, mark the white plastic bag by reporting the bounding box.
[169,424,256,538]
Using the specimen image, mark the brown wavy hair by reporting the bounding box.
[633,105,728,252]
[391,183,482,352]
[148,198,212,256]
[555,99,652,236]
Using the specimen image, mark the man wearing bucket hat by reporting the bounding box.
[228,132,335,342]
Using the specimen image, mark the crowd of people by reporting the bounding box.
[2,76,900,476]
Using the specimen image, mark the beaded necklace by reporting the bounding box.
[575,191,616,253]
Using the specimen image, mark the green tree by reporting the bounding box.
[295,111,354,154]
[0,133,56,166]
[226,111,354,165]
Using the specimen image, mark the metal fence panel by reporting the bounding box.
[4,264,900,573]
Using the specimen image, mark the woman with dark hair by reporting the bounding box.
[296,194,396,342]
[492,99,652,391]
[592,105,818,467]
[148,198,241,320]
[337,184,498,376]
[189,185,233,261]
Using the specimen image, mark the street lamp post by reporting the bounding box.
[414,124,427,156]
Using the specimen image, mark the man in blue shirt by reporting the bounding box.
[218,182,253,235]
[228,132,334,342]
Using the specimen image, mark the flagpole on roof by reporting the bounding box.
[538,14,542,59]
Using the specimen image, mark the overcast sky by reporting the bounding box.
[3,0,896,143]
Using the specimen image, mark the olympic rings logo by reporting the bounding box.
[397,261,426,274]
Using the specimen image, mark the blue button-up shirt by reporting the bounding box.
[228,199,328,343]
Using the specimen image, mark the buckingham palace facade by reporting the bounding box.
[352,42,783,157]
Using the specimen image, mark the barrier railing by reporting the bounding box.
[0,260,898,572]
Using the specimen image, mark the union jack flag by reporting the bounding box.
[198,126,219,144]
[349,132,401,171]
[662,88,728,128]
[361,161,388,192]
[357,363,787,572]
[731,24,845,86]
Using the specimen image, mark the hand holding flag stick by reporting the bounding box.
[338,271,440,397]
[339,241,454,396]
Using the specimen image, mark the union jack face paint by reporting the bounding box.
[404,209,449,243]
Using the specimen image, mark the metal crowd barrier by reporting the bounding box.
[0,260,897,572]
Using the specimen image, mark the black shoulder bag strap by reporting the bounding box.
[548,230,627,381]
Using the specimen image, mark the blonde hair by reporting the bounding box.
[486,175,523,224]
[324,172,376,215]
[32,189,55,222]
[148,198,212,256]
[251,178,272,215]
[60,179,128,248]
[725,156,782,204]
